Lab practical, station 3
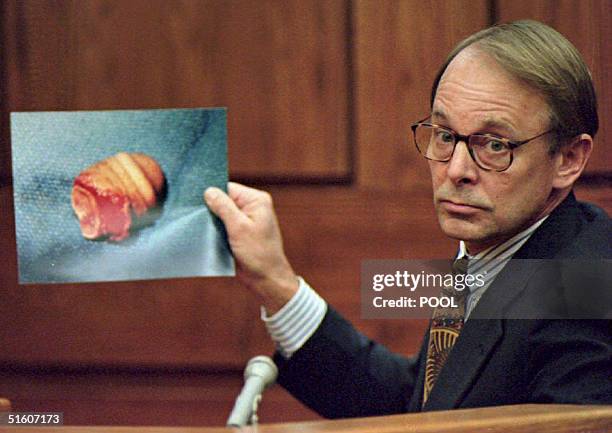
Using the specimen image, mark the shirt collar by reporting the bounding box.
[457,215,549,263]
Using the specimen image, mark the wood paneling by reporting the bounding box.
[1,0,610,427]
[353,0,490,192]
[574,184,612,212]
[0,368,320,426]
[1,404,611,432]
[497,0,612,175]
[0,0,9,188]
[2,0,351,181]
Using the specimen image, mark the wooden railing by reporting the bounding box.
[0,404,610,433]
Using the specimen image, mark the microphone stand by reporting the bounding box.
[226,356,278,427]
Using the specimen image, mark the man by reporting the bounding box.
[204,20,611,417]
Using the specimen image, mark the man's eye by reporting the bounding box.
[486,139,507,152]
[435,130,454,143]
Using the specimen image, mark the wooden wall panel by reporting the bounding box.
[1,0,610,427]
[2,0,351,181]
[0,0,8,188]
[353,0,490,192]
[0,369,320,426]
[497,0,611,175]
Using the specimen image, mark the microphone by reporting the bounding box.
[226,355,278,427]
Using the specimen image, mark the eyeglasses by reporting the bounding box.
[410,118,553,172]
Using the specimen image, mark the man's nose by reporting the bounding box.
[446,140,479,185]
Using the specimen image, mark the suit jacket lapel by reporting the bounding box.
[422,318,502,410]
[407,334,429,412]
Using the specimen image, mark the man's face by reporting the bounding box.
[430,47,561,253]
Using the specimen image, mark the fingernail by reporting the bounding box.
[205,187,219,201]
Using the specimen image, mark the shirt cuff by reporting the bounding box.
[260,277,327,359]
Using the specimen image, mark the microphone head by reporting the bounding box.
[244,355,278,387]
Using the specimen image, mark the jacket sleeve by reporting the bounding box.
[274,306,423,418]
[527,319,612,405]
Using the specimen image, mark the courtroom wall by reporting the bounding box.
[0,0,609,426]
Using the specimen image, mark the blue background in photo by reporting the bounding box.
[11,108,234,283]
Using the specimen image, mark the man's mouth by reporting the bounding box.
[438,199,490,214]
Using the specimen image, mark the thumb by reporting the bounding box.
[204,187,246,227]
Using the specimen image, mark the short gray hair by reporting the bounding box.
[430,20,598,152]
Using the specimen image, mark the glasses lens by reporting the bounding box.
[415,125,454,161]
[470,136,512,171]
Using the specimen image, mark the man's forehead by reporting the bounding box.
[431,47,550,135]
[431,107,518,135]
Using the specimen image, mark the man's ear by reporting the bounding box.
[552,133,593,189]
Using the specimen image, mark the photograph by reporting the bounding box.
[11,108,234,283]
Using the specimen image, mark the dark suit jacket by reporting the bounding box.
[274,192,611,418]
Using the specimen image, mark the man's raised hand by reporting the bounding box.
[204,182,299,314]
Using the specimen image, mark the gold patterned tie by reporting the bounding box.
[422,257,469,405]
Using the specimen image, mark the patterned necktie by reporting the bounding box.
[422,257,469,405]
